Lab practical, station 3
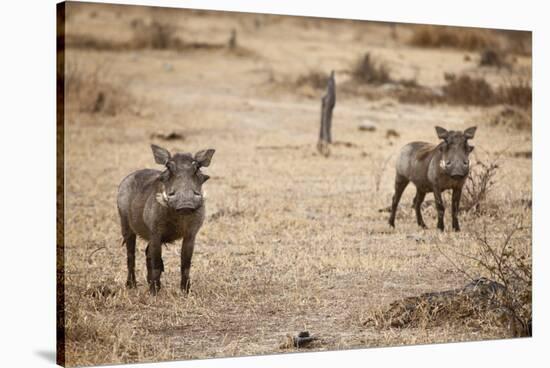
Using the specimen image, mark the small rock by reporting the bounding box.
[359,121,377,132]
[163,63,174,72]
[386,129,400,138]
[150,131,185,141]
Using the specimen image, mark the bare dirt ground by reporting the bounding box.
[61,3,532,366]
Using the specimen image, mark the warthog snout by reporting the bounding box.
[171,189,204,214]
[443,158,470,179]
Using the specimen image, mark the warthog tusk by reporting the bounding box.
[439,160,446,170]
[156,190,169,207]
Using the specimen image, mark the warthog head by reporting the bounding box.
[435,126,476,179]
[151,144,215,214]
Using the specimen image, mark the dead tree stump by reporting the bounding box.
[317,70,335,157]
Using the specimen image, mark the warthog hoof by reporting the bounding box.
[181,280,191,294]
[149,280,161,295]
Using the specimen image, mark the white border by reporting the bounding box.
[1,0,547,367]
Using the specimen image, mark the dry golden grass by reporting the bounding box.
[61,3,532,367]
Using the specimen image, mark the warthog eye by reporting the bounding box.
[168,191,176,197]
[192,190,201,196]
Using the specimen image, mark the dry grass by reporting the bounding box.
[440,74,531,108]
[409,25,500,51]
[131,19,178,50]
[442,74,495,106]
[294,70,330,90]
[61,3,532,367]
[489,105,532,131]
[65,61,133,116]
[496,78,532,109]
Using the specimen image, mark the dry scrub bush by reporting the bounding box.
[65,62,131,115]
[368,219,531,338]
[497,78,532,109]
[131,19,179,50]
[351,53,391,85]
[440,219,532,337]
[442,74,531,108]
[409,25,499,51]
[462,153,500,213]
[479,49,508,68]
[442,74,495,106]
[294,70,329,90]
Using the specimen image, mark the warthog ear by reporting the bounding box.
[151,144,171,165]
[194,149,215,167]
[435,126,449,140]
[464,126,477,140]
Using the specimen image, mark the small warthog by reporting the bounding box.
[388,126,477,231]
[117,145,215,295]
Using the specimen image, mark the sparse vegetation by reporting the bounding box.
[65,62,132,115]
[409,25,500,51]
[497,78,532,109]
[489,105,532,131]
[479,49,508,68]
[462,154,500,213]
[442,74,495,106]
[437,219,532,337]
[351,52,391,85]
[131,19,178,49]
[295,70,329,90]
[440,74,531,108]
[369,218,531,338]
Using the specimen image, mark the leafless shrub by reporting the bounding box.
[462,154,500,213]
[131,19,179,49]
[351,53,391,85]
[438,219,532,337]
[496,78,532,109]
[443,74,495,106]
[65,62,132,116]
[480,49,508,68]
[441,75,531,109]
[369,218,531,337]
[409,25,499,51]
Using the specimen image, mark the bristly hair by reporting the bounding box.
[415,142,444,160]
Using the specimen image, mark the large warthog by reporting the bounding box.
[388,126,477,231]
[117,145,215,295]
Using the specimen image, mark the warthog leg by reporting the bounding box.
[414,190,427,229]
[124,233,137,288]
[452,188,462,232]
[389,174,409,228]
[180,235,196,294]
[120,215,137,288]
[433,187,445,231]
[146,238,163,295]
